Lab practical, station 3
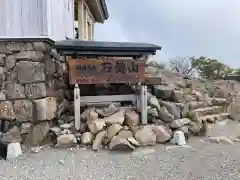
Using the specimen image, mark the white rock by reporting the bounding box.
[171,131,186,146]
[7,143,22,159]
[60,124,71,129]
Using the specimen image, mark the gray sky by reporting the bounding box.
[94,0,240,67]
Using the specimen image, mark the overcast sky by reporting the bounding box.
[94,0,240,67]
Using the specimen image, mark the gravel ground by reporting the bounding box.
[1,120,240,180]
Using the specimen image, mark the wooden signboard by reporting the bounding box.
[68,58,146,84]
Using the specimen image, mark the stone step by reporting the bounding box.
[209,98,227,106]
[188,101,206,110]
[190,106,225,117]
[200,113,230,123]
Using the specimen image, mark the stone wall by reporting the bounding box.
[0,38,68,146]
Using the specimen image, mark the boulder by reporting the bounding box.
[81,108,96,121]
[184,95,196,102]
[172,90,184,103]
[103,110,125,125]
[188,122,201,135]
[87,110,99,122]
[152,125,172,143]
[135,126,156,146]
[109,136,135,151]
[20,123,32,135]
[96,104,119,117]
[159,101,181,119]
[125,110,139,126]
[210,98,226,106]
[158,107,174,122]
[56,134,77,148]
[81,132,94,145]
[153,85,174,100]
[2,126,22,143]
[117,130,133,139]
[24,122,50,146]
[87,119,106,134]
[188,101,205,110]
[170,118,191,129]
[181,103,190,118]
[92,131,107,151]
[148,96,161,112]
[147,108,159,117]
[228,95,240,121]
[191,90,203,101]
[106,124,123,141]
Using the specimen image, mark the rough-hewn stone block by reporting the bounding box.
[16,61,45,83]
[0,90,6,100]
[33,42,50,52]
[5,55,16,69]
[24,121,50,146]
[15,51,44,61]
[34,97,57,121]
[5,70,17,83]
[0,67,5,85]
[14,100,34,122]
[0,101,15,120]
[25,83,46,99]
[6,83,25,99]
[5,42,34,52]
[45,56,56,76]
[0,53,5,66]
[6,42,26,52]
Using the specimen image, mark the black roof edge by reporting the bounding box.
[57,50,157,57]
[55,46,162,52]
[100,0,109,20]
[55,40,162,52]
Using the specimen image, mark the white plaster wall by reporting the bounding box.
[0,0,74,41]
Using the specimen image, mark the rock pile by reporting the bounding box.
[48,82,232,151]
[50,104,173,151]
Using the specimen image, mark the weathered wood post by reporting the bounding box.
[74,84,81,130]
[140,85,148,124]
[136,82,141,112]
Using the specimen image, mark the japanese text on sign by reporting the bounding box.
[68,58,146,84]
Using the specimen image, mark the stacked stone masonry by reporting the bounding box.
[0,39,67,146]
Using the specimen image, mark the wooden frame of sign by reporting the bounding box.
[69,56,148,130]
